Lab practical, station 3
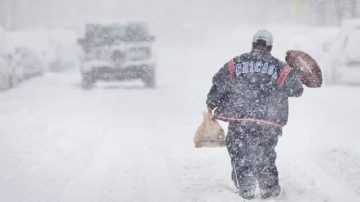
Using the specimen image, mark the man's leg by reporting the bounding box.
[255,126,281,199]
[226,123,257,199]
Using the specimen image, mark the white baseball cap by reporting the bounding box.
[252,30,273,46]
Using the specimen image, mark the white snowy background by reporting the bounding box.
[0,0,360,201]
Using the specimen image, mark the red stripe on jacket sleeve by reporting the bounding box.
[277,65,292,87]
[228,59,235,79]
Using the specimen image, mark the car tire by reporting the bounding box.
[143,68,155,88]
[82,74,95,89]
[10,75,19,88]
[1,72,14,90]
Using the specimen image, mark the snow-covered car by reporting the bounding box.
[0,53,17,90]
[13,46,43,80]
[6,31,48,81]
[5,29,79,75]
[78,22,156,89]
[324,19,360,84]
[0,26,18,90]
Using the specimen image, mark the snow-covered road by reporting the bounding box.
[1,26,360,202]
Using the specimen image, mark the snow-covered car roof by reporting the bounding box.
[344,29,360,63]
[336,18,360,41]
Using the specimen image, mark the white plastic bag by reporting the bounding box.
[193,112,225,148]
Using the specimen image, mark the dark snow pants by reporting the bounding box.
[225,122,281,195]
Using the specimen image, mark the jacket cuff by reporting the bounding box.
[206,100,217,110]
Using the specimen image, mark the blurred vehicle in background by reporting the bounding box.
[7,29,80,74]
[6,30,49,74]
[77,21,156,89]
[324,19,360,84]
[6,31,45,82]
[13,46,43,80]
[0,26,17,90]
[0,53,17,90]
[0,26,81,91]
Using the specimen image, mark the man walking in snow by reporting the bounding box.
[206,30,304,200]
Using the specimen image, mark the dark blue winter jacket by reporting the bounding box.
[206,50,303,127]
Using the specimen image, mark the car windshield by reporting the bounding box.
[86,23,150,46]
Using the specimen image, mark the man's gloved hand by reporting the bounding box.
[207,106,217,121]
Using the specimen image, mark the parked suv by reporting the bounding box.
[78,22,156,88]
[0,27,18,90]
[324,19,360,84]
